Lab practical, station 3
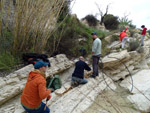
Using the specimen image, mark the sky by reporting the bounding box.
[70,0,150,29]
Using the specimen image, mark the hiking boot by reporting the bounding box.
[71,81,79,87]
[90,75,96,78]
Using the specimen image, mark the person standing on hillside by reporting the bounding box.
[90,32,101,78]
[21,60,51,113]
[120,27,130,49]
[141,25,147,46]
[71,56,91,87]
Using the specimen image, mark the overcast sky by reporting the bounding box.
[70,0,150,29]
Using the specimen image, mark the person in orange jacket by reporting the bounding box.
[21,60,51,113]
[120,27,130,48]
[141,25,147,46]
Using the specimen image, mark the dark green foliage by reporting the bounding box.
[129,24,136,29]
[57,1,70,22]
[0,52,21,71]
[110,34,119,42]
[104,14,120,30]
[47,16,109,57]
[83,15,98,26]
[119,17,132,26]
[47,16,92,57]
[119,16,136,29]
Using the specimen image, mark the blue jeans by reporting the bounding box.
[22,102,50,113]
[72,76,88,84]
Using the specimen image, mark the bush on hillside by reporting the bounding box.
[128,40,140,51]
[46,16,92,57]
[104,14,120,30]
[46,15,109,57]
[83,15,98,26]
[110,34,119,42]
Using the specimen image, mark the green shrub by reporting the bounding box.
[110,34,119,42]
[47,16,92,57]
[46,16,109,57]
[0,52,20,71]
[128,40,140,51]
[83,15,98,26]
[119,17,132,26]
[104,14,120,30]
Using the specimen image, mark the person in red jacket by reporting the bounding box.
[120,27,130,48]
[21,60,51,113]
[141,25,147,46]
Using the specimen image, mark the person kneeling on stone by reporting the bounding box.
[71,56,91,87]
[21,60,51,113]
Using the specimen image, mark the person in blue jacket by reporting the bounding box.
[71,56,91,87]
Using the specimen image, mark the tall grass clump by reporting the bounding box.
[0,0,65,54]
[0,52,20,71]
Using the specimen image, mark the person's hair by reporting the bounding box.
[79,56,84,61]
[141,25,145,28]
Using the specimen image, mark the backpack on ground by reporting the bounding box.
[47,75,62,90]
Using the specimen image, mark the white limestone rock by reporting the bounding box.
[49,74,116,113]
[0,78,6,88]
[120,70,150,112]
[102,50,130,68]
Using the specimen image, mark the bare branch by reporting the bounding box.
[95,2,111,25]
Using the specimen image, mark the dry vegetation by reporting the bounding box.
[0,0,65,53]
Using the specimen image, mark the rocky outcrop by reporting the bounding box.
[120,70,150,112]
[0,54,74,113]
[101,38,150,112]
[102,46,150,81]
[0,54,116,113]
[48,75,115,113]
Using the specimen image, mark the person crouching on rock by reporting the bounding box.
[21,60,51,113]
[120,27,130,49]
[71,56,91,87]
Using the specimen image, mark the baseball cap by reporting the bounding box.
[91,32,97,35]
[34,60,49,69]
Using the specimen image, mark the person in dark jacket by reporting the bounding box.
[71,56,91,87]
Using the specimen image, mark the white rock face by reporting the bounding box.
[0,54,74,112]
[120,70,150,112]
[48,74,116,113]
[102,46,150,81]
